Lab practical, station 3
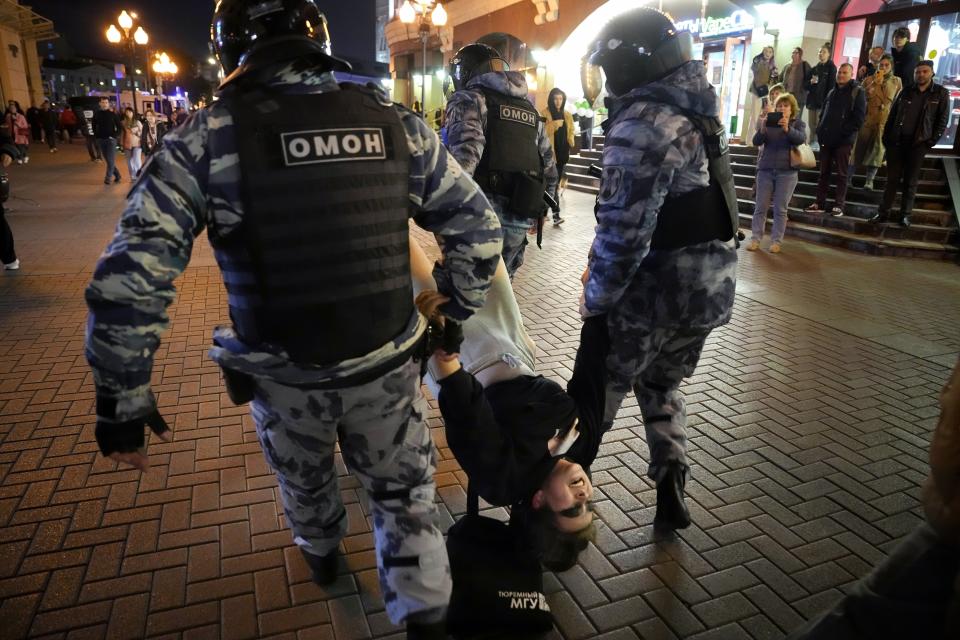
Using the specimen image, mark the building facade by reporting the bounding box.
[385,0,960,152]
[0,0,55,109]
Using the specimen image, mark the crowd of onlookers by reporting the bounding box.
[0,96,191,273]
[745,27,949,253]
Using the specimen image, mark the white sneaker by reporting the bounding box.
[23,157,29,164]
[3,259,20,270]
[15,159,22,165]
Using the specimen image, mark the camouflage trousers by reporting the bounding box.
[250,357,450,624]
[602,324,712,482]
[489,194,533,278]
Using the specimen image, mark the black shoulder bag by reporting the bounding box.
[446,485,554,638]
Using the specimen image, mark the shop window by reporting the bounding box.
[834,18,867,72]
[929,11,960,148]
[871,19,922,51]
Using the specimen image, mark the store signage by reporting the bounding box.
[674,9,755,38]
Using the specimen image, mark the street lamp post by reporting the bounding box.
[398,1,447,116]
[106,10,149,117]
[152,52,178,98]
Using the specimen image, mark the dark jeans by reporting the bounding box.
[815,143,853,209]
[44,127,57,150]
[880,142,929,218]
[0,201,15,265]
[85,136,102,160]
[786,523,960,640]
[97,138,121,182]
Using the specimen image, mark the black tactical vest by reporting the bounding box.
[599,99,739,250]
[652,112,739,250]
[211,83,414,365]
[474,89,545,217]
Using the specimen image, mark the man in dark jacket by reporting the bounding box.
[870,61,949,227]
[891,27,923,90]
[39,101,58,153]
[26,104,41,143]
[92,98,121,184]
[805,63,866,217]
[805,44,837,150]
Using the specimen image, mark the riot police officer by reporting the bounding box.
[84,1,502,637]
[445,43,559,278]
[581,8,738,533]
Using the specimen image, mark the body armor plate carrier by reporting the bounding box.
[474,89,546,218]
[212,83,413,365]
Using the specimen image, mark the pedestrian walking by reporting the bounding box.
[870,61,949,227]
[76,104,102,162]
[891,26,923,90]
[748,93,806,253]
[0,132,19,271]
[84,2,502,638]
[26,104,41,143]
[781,47,812,117]
[120,107,143,181]
[805,44,837,149]
[541,87,574,223]
[59,106,78,143]
[804,63,866,217]
[445,43,560,278]
[39,101,58,153]
[583,8,738,533]
[92,98,122,184]
[4,102,29,164]
[850,55,901,190]
[746,46,778,145]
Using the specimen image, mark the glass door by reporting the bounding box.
[927,11,960,148]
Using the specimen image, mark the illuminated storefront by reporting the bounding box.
[833,0,960,152]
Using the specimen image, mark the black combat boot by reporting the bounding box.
[300,548,338,586]
[654,462,691,532]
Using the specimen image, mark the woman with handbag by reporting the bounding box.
[850,54,901,190]
[748,93,807,253]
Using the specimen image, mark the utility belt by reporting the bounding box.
[474,169,546,219]
[219,333,429,405]
[219,315,465,405]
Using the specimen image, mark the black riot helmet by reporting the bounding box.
[212,0,351,81]
[448,43,509,91]
[585,7,693,97]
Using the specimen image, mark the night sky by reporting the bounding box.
[28,0,377,65]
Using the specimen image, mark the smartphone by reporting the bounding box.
[766,112,782,127]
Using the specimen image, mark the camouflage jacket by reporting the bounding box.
[85,63,502,422]
[584,61,737,329]
[445,70,559,201]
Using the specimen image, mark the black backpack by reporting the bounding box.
[446,486,554,639]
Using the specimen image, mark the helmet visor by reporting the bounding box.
[581,59,605,105]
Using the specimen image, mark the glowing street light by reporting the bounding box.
[105,9,150,116]
[152,52,178,96]
[399,1,447,115]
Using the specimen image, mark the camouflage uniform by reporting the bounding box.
[445,71,559,277]
[85,62,502,624]
[583,61,738,482]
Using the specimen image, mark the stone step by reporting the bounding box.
[737,211,958,260]
[736,197,958,244]
[729,144,945,170]
[564,179,957,259]
[730,164,950,196]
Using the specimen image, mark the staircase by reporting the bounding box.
[566,136,959,260]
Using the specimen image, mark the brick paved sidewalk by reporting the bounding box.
[1,143,958,639]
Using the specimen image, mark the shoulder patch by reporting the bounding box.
[281,127,388,166]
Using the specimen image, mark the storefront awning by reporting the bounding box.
[0,0,58,42]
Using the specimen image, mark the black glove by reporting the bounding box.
[440,320,463,355]
[95,395,169,456]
